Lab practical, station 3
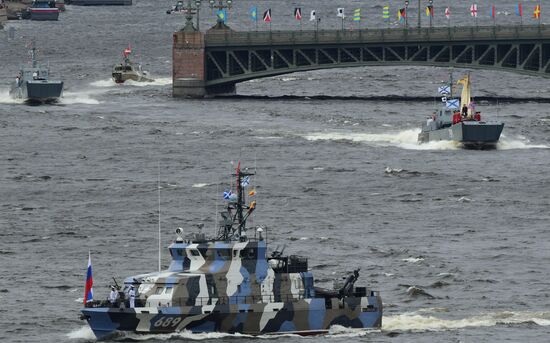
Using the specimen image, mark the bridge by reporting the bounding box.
[172,24,550,97]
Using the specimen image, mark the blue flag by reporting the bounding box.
[223,190,233,200]
[217,9,227,23]
[250,6,258,21]
[241,176,250,187]
[446,99,460,110]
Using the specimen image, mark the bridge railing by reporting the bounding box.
[205,25,550,47]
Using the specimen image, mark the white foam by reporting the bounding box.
[497,135,549,150]
[66,326,95,340]
[90,77,171,88]
[303,129,459,150]
[192,183,210,188]
[383,310,550,332]
[0,88,24,104]
[61,91,101,105]
[402,257,424,263]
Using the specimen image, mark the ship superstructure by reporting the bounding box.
[81,163,382,339]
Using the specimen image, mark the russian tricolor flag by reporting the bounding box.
[84,252,93,305]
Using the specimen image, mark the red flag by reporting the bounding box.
[294,7,302,20]
[123,44,131,57]
[470,4,478,17]
[516,3,523,17]
[263,9,271,23]
[491,5,496,18]
[445,7,450,19]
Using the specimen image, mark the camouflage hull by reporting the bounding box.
[418,121,504,149]
[82,296,382,340]
[112,71,154,84]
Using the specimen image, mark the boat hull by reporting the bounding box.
[30,8,59,20]
[112,71,154,83]
[10,80,64,103]
[418,121,504,149]
[82,296,382,340]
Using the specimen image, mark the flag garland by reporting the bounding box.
[425,5,434,17]
[398,8,406,22]
[534,4,541,19]
[516,3,523,17]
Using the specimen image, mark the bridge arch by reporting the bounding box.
[173,25,550,97]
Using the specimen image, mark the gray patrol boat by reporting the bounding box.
[81,163,382,339]
[9,44,64,103]
[418,73,504,149]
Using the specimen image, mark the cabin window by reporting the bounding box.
[165,287,173,295]
[189,249,201,257]
[217,249,231,260]
[155,287,164,295]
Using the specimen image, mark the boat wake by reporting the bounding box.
[90,77,172,88]
[383,310,550,332]
[61,91,101,105]
[303,129,548,150]
[0,88,24,104]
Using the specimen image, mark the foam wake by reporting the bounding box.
[383,310,550,332]
[90,77,171,88]
[0,88,24,105]
[304,129,548,151]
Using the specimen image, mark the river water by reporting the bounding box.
[1,0,550,342]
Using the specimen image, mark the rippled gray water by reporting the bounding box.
[1,1,550,342]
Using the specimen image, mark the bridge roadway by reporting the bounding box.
[172,24,550,97]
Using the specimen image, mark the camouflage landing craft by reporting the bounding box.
[81,164,383,339]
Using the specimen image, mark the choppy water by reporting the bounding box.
[1,1,550,342]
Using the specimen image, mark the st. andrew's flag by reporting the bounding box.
[223,190,233,200]
[241,176,250,187]
[438,85,451,95]
[84,252,93,305]
[446,99,460,110]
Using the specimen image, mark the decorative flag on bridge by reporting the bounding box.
[382,6,390,22]
[294,7,302,21]
[83,251,93,305]
[534,4,541,19]
[398,8,406,22]
[353,8,361,22]
[249,6,257,21]
[516,3,523,17]
[263,9,271,23]
[310,10,316,21]
[470,4,478,17]
[491,5,496,19]
[216,9,227,23]
[337,8,345,18]
[425,5,434,17]
[445,7,450,19]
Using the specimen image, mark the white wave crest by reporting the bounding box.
[497,135,549,150]
[66,326,95,340]
[383,310,550,332]
[192,183,210,188]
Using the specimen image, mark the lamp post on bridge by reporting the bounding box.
[417,0,421,28]
[181,0,202,32]
[209,0,232,25]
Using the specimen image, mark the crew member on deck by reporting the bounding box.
[461,105,468,118]
[108,286,118,306]
[128,286,136,308]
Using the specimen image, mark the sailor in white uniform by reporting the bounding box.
[129,286,136,308]
[108,286,118,306]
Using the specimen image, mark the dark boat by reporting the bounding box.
[66,0,131,5]
[418,73,504,149]
[29,0,59,20]
[80,163,383,339]
[9,43,63,103]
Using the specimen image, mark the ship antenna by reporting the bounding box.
[157,161,161,273]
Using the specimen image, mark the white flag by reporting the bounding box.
[310,9,316,21]
[470,4,478,17]
[337,8,345,18]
